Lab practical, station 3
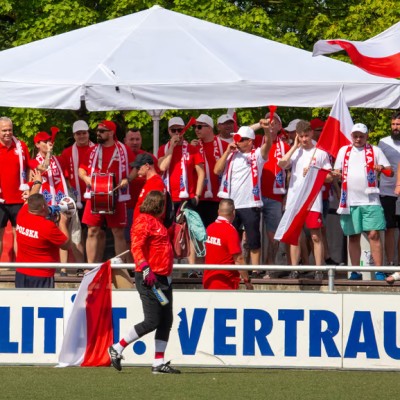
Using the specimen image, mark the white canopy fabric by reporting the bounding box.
[0,5,399,111]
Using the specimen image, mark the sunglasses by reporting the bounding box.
[238,137,250,142]
[194,125,208,130]
[170,128,183,133]
[96,129,110,133]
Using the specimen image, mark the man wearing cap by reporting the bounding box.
[191,114,228,228]
[278,120,333,279]
[29,131,69,206]
[79,120,134,288]
[284,119,301,147]
[0,116,31,262]
[58,120,95,275]
[333,123,391,280]
[217,114,236,143]
[257,112,291,276]
[158,117,205,212]
[378,111,400,279]
[131,153,166,220]
[123,128,159,244]
[214,122,272,266]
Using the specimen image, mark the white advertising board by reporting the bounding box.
[0,289,399,369]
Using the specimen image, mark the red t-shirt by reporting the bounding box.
[134,174,166,220]
[126,150,159,209]
[203,217,242,290]
[261,139,291,202]
[80,143,134,177]
[16,204,68,277]
[60,144,94,198]
[158,143,203,202]
[0,139,30,204]
[197,138,228,201]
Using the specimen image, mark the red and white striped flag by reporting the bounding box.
[313,22,400,78]
[58,260,113,367]
[274,166,330,246]
[316,89,353,158]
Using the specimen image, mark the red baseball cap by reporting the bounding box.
[310,118,325,130]
[98,120,116,133]
[34,131,51,144]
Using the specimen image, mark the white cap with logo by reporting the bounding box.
[73,120,89,133]
[231,126,255,140]
[351,123,368,134]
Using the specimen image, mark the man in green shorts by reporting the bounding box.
[333,123,392,280]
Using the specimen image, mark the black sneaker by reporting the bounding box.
[108,345,124,371]
[151,361,181,374]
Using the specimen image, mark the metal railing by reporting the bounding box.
[1,262,399,292]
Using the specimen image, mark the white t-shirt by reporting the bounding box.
[334,144,389,206]
[230,147,266,209]
[378,136,400,197]
[287,146,331,213]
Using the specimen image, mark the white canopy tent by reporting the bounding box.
[0,5,399,150]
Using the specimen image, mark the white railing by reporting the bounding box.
[1,262,399,292]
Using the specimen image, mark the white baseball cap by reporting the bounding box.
[351,123,368,134]
[72,120,89,133]
[284,119,301,132]
[217,114,234,124]
[265,112,282,124]
[196,114,214,128]
[231,126,255,140]
[168,117,185,128]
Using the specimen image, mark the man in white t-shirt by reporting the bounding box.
[378,111,400,279]
[214,123,271,266]
[334,123,391,280]
[278,120,332,279]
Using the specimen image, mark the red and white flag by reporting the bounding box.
[274,166,330,246]
[316,89,353,158]
[227,108,238,133]
[313,22,400,78]
[58,260,113,367]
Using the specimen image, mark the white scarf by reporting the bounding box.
[36,153,69,205]
[199,137,224,198]
[84,142,131,202]
[72,142,94,209]
[163,140,190,199]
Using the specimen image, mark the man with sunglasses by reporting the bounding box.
[191,114,228,228]
[158,117,205,212]
[79,120,134,288]
[214,123,272,267]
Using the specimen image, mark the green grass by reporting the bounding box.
[2,366,400,400]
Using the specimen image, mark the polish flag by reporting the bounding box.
[58,260,113,367]
[316,89,353,158]
[275,166,330,245]
[313,22,400,78]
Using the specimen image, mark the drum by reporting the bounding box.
[91,173,116,214]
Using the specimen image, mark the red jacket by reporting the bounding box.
[131,213,173,276]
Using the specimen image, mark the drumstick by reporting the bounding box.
[113,184,122,192]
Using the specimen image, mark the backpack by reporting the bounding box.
[183,207,207,257]
[171,203,190,259]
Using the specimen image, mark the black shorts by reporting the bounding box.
[196,201,219,228]
[232,207,262,250]
[15,271,55,288]
[0,204,23,228]
[380,195,400,229]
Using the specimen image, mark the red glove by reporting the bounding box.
[140,262,156,288]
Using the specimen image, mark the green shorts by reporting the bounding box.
[340,205,386,236]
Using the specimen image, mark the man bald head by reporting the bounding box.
[218,199,235,222]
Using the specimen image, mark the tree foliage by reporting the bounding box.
[0,0,398,153]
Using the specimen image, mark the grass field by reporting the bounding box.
[2,366,400,400]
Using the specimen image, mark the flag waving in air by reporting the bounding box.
[316,89,353,159]
[313,22,400,79]
[58,260,113,367]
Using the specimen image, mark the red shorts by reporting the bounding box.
[305,211,323,230]
[82,200,127,228]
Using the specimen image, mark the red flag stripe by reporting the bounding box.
[81,260,113,367]
[327,40,400,79]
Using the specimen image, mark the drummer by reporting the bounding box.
[79,120,135,288]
